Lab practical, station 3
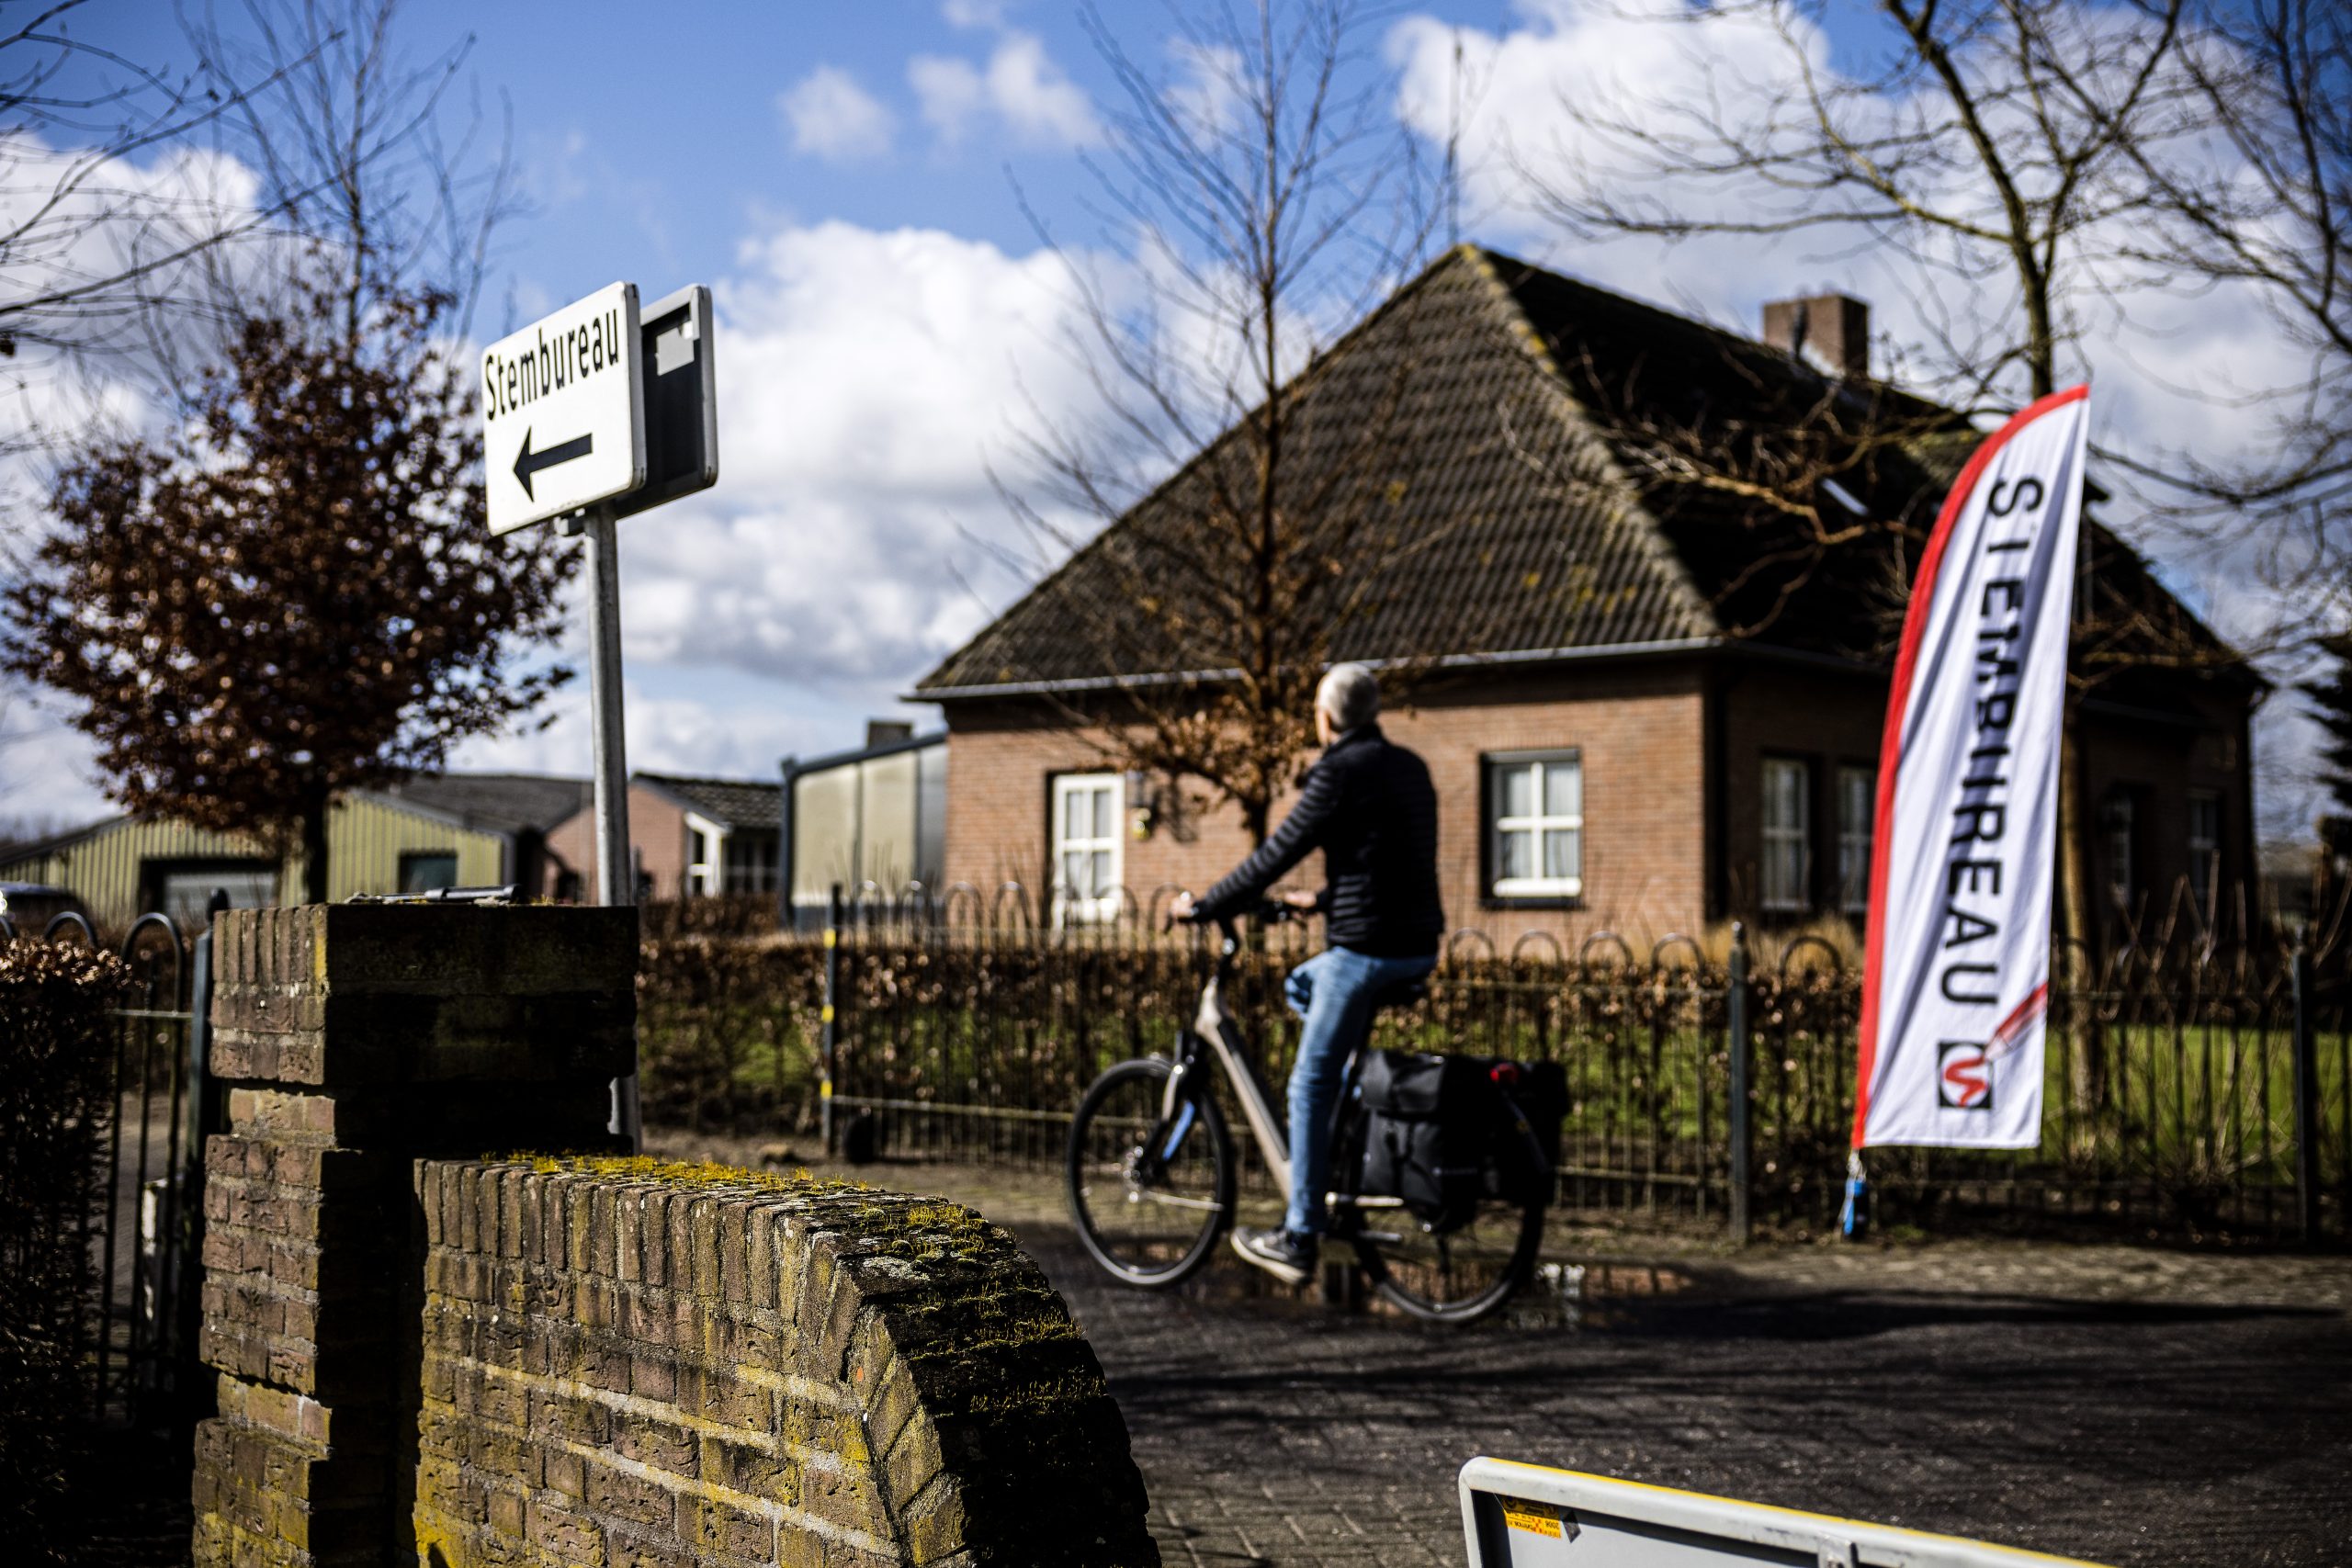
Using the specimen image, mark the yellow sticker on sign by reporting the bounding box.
[1503,1507,1562,1539]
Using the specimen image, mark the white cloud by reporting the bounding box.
[910,31,1101,151]
[610,220,1101,679]
[1165,39,1245,141]
[0,133,273,471]
[940,0,1007,29]
[452,676,853,786]
[444,219,1119,787]
[778,66,897,163]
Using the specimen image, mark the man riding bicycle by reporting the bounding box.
[1169,662,1443,1284]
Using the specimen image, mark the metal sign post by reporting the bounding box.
[485,280,719,1154]
[582,502,639,1144]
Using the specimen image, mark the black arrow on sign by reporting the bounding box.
[512,426,594,502]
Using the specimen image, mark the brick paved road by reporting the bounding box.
[1029,1235,2352,1568]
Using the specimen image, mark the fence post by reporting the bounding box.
[173,920,219,1428]
[2291,932,2322,1243]
[1727,920,1752,1247]
[820,882,842,1156]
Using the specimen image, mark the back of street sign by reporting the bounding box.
[612,284,718,520]
[483,281,647,536]
[1459,1460,2106,1568]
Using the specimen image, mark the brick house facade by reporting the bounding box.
[917,247,2262,948]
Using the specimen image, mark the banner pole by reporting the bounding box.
[1726,923,1751,1246]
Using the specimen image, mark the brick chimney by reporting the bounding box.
[1762,293,1870,379]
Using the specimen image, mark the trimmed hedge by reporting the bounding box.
[637,933,824,1132]
[0,940,130,1560]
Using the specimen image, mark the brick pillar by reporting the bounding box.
[191,905,637,1568]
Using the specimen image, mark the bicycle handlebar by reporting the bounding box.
[1170,898,1301,929]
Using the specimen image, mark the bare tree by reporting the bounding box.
[173,0,519,377]
[1506,0,2288,964]
[998,0,1457,852]
[1523,0,2198,407]
[0,2,300,471]
[2100,2,2352,660]
[3,275,571,904]
[3,0,563,902]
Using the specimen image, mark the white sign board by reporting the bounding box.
[481,281,646,536]
[1460,1459,2106,1568]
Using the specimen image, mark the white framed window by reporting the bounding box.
[1836,765,1875,916]
[1760,757,1812,913]
[1487,751,1582,900]
[1051,773,1124,926]
[2188,791,2221,913]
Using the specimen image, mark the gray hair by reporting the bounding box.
[1316,662,1380,733]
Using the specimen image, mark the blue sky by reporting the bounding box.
[10,0,2327,837]
[82,0,1507,330]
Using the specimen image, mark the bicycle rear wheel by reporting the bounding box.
[1338,1114,1544,1324]
[1067,1056,1234,1286]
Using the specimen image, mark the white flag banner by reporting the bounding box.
[1853,386,2090,1150]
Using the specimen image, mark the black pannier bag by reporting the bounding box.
[1356,1052,1566,1225]
[1354,1050,1491,1231]
[1484,1059,1565,1208]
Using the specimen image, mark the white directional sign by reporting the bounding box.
[482,282,646,536]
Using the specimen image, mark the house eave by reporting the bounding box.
[906,637,1728,704]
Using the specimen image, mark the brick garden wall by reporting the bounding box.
[190,904,1157,1568]
[194,905,636,1568]
[413,1157,1156,1568]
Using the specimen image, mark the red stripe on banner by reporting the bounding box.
[1849,385,2088,1149]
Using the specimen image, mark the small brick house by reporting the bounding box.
[912,246,2261,947]
[540,772,781,903]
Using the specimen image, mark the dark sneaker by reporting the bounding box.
[1230,1225,1316,1285]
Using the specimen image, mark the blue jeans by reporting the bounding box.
[1282,945,1436,1235]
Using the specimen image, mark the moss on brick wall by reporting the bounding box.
[413,1156,1158,1568]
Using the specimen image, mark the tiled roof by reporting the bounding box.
[918,247,1720,694]
[917,244,2246,694]
[637,773,780,831]
[380,773,593,836]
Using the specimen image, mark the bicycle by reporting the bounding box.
[1064,904,1553,1324]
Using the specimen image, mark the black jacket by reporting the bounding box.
[1195,724,1444,957]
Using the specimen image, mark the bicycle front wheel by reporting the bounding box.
[1341,1117,1545,1325]
[1067,1056,1234,1286]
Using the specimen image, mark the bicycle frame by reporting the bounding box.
[1144,913,1400,1221]
[1165,924,1295,1192]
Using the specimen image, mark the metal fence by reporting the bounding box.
[788,882,2349,1244]
[1,908,217,1429]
